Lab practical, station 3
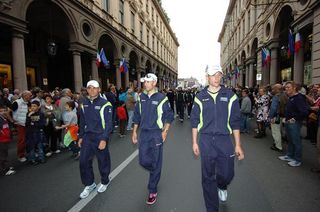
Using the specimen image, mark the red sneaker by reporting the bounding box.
[146,193,157,205]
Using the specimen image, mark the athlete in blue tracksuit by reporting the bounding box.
[191,66,244,212]
[132,73,174,205]
[78,80,113,199]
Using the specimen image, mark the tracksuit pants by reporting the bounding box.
[139,129,163,194]
[199,134,235,212]
[79,133,111,186]
[176,102,185,120]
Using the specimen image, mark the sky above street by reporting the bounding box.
[162,0,229,84]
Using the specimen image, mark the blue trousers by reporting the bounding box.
[285,122,302,162]
[139,130,163,193]
[199,134,235,212]
[79,133,111,186]
[240,113,250,133]
[26,131,45,161]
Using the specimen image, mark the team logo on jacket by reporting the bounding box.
[202,98,209,102]
[152,101,159,105]
[95,106,101,110]
[220,97,228,102]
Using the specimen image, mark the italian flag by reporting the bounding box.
[295,33,302,53]
[63,125,79,147]
[96,50,101,67]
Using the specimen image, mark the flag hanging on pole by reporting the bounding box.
[96,50,101,67]
[295,32,301,53]
[288,29,295,58]
[262,47,271,67]
[100,48,109,68]
[119,58,128,73]
[262,48,267,67]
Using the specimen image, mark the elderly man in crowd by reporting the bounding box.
[11,90,32,162]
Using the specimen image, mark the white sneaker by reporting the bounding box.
[54,150,61,154]
[288,160,301,167]
[18,157,27,163]
[46,152,53,157]
[97,182,109,193]
[278,155,294,162]
[79,183,96,199]
[5,167,16,176]
[218,189,227,202]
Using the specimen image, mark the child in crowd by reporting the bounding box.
[56,101,79,159]
[0,104,16,176]
[42,94,61,156]
[25,100,46,165]
[117,101,127,138]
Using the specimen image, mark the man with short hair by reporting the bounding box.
[240,89,251,133]
[78,80,113,199]
[11,90,32,162]
[132,73,174,205]
[279,81,309,167]
[191,65,244,212]
[269,84,287,152]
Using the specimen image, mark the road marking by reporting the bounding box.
[68,149,139,212]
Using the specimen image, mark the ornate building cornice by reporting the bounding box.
[0,0,14,12]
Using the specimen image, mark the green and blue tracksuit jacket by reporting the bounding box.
[79,96,113,141]
[133,91,174,130]
[191,86,240,135]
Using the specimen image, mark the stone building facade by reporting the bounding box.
[218,0,320,87]
[0,0,179,92]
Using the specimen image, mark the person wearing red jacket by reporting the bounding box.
[117,101,127,138]
[0,104,16,176]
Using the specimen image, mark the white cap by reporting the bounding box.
[206,65,223,76]
[140,73,158,82]
[86,80,100,88]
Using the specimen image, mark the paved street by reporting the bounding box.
[1,119,320,212]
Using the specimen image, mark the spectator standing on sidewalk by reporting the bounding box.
[125,88,135,131]
[25,100,46,165]
[240,88,252,134]
[42,94,61,156]
[117,101,127,137]
[269,84,287,152]
[11,90,32,162]
[279,81,309,167]
[254,87,270,138]
[0,104,16,176]
[56,101,79,158]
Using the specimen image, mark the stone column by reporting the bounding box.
[294,42,304,84]
[125,70,129,88]
[12,30,28,91]
[239,65,244,87]
[72,51,83,92]
[269,40,280,85]
[115,62,122,89]
[91,55,99,81]
[270,48,279,84]
[137,69,141,89]
[262,64,270,86]
[249,63,254,88]
[245,65,249,87]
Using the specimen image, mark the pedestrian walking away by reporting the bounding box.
[132,73,174,205]
[78,80,113,199]
[190,65,244,212]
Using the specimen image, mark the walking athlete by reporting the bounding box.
[132,73,174,205]
[78,80,113,199]
[190,66,244,212]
